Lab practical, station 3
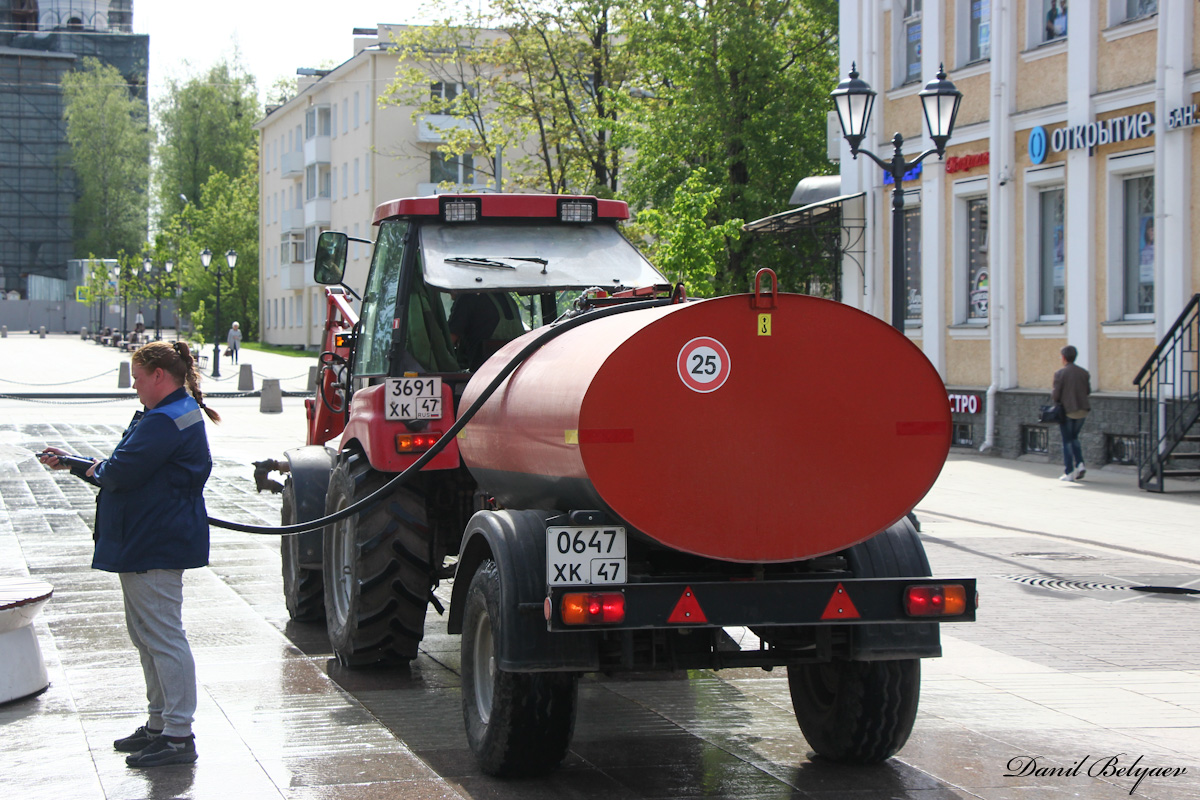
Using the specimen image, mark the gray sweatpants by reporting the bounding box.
[119,570,197,737]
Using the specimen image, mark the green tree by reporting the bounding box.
[62,58,152,258]
[160,158,260,343]
[384,0,633,194]
[155,59,259,223]
[623,0,839,295]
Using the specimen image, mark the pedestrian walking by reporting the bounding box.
[38,341,219,767]
[1052,344,1090,482]
[226,321,241,364]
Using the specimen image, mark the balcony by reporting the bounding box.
[280,208,304,233]
[280,262,307,291]
[281,150,304,178]
[417,114,475,144]
[304,135,331,165]
[305,197,332,226]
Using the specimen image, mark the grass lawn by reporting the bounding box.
[241,342,315,358]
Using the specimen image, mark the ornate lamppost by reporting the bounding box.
[142,256,175,341]
[831,63,963,332]
[200,248,237,378]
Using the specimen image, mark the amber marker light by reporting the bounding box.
[396,433,438,453]
[905,584,968,617]
[560,592,625,625]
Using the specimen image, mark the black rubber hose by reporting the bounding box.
[209,296,674,535]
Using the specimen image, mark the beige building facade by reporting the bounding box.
[254,25,491,349]
[837,0,1198,464]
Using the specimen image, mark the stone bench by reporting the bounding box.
[0,577,53,704]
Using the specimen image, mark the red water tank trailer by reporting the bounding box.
[458,291,951,562]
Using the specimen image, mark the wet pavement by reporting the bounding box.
[2,333,1200,799]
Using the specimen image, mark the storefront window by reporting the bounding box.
[970,0,991,62]
[966,198,989,320]
[1038,188,1065,318]
[1123,175,1154,317]
[903,207,922,322]
[1043,0,1067,44]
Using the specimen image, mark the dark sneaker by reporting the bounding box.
[113,725,161,753]
[125,735,197,768]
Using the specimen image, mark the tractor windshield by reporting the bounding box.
[420,223,665,292]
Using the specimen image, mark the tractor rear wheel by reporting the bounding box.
[281,477,324,622]
[323,450,433,666]
[461,559,578,776]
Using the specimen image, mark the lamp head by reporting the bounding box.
[200,248,213,270]
[225,249,237,270]
[918,64,963,156]
[830,62,876,155]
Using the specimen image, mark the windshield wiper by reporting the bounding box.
[444,257,516,270]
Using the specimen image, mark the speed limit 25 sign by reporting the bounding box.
[677,337,731,393]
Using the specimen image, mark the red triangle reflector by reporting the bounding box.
[667,586,708,623]
[820,582,861,620]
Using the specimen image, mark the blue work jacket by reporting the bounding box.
[73,387,212,572]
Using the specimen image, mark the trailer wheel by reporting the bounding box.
[323,451,432,666]
[281,477,324,622]
[461,559,577,776]
[789,515,928,763]
[788,658,920,763]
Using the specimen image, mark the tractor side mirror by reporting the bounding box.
[314,232,348,285]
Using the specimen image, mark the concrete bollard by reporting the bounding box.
[118,361,131,388]
[1,325,6,338]
[238,363,255,392]
[81,326,88,340]
[38,326,45,339]
[260,378,283,413]
[307,365,319,393]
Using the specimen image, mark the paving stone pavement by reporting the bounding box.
[2,332,1199,799]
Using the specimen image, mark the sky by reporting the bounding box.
[133,1,446,108]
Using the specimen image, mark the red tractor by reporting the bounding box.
[275,193,975,776]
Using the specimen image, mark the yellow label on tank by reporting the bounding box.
[564,430,579,444]
[758,314,772,336]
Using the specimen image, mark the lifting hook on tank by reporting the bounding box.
[752,268,778,310]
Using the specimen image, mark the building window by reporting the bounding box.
[305,165,330,200]
[1123,174,1154,317]
[1123,0,1157,23]
[332,104,338,138]
[1038,187,1065,318]
[966,198,989,321]
[903,207,922,322]
[354,92,360,129]
[305,106,331,138]
[343,99,348,134]
[431,151,474,185]
[342,162,348,198]
[969,0,991,63]
[900,1,922,85]
[1043,0,1067,44]
[354,158,360,194]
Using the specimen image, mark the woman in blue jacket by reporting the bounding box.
[41,341,219,768]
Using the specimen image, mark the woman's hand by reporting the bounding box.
[38,446,70,470]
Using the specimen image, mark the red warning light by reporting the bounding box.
[667,586,708,624]
[820,583,861,620]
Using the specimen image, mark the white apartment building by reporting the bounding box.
[255,24,490,349]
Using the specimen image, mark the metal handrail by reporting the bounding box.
[1135,294,1200,491]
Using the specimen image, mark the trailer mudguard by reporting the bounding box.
[283,445,336,566]
[845,515,941,660]
[449,509,599,672]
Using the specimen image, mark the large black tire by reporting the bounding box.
[281,477,325,622]
[788,658,921,763]
[461,559,578,776]
[788,515,928,763]
[323,451,433,666]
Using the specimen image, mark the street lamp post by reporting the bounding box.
[109,265,123,339]
[200,248,237,378]
[831,63,963,332]
[143,257,175,341]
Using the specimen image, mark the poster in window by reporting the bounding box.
[1052,223,1064,288]
[1138,216,1154,284]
